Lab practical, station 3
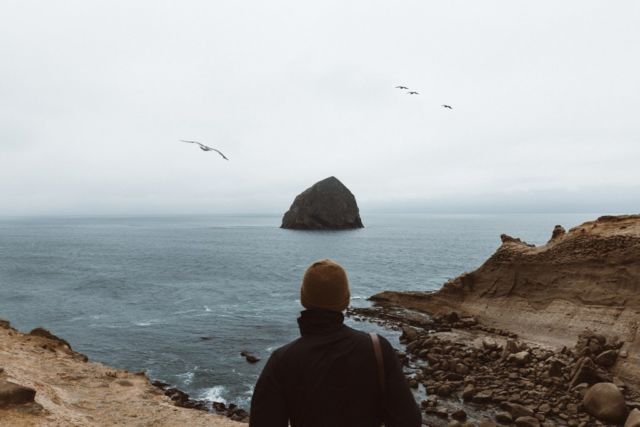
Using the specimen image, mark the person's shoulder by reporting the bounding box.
[345,326,388,340]
[355,329,396,354]
[268,337,301,361]
[376,333,395,350]
[344,326,393,348]
[343,325,371,339]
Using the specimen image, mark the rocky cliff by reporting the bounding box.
[0,321,243,426]
[281,176,364,230]
[371,214,640,389]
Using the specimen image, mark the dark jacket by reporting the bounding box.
[249,310,421,427]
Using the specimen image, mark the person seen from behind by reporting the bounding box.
[249,259,421,427]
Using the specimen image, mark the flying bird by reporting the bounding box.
[180,140,229,160]
[395,85,409,90]
[407,91,419,95]
[441,104,453,109]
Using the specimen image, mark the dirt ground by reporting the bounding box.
[0,324,242,427]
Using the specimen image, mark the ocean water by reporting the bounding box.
[0,213,597,407]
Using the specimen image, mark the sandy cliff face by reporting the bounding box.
[372,215,640,389]
[0,322,242,427]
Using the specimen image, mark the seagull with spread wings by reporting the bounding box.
[407,91,419,95]
[441,104,453,109]
[395,85,409,90]
[180,140,229,160]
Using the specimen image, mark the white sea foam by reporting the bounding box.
[232,384,255,407]
[244,384,255,396]
[199,385,227,404]
[134,318,162,326]
[176,370,195,386]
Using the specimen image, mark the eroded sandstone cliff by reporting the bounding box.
[0,321,243,426]
[372,214,640,389]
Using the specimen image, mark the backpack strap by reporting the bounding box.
[369,332,385,394]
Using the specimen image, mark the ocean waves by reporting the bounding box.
[0,213,595,406]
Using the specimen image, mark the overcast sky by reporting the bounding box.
[1,1,639,216]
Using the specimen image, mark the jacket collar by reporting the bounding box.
[297,309,345,336]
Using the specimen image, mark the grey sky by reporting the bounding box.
[1,1,639,215]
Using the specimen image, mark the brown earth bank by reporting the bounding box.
[0,321,244,427]
[356,214,640,426]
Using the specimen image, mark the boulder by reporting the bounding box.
[426,406,449,418]
[515,416,540,427]
[400,326,419,343]
[240,351,260,364]
[462,384,476,401]
[501,402,534,419]
[212,401,227,412]
[625,409,640,427]
[437,384,453,397]
[495,411,513,424]
[451,409,467,421]
[151,380,170,389]
[472,390,493,404]
[538,403,551,415]
[582,382,628,424]
[569,357,609,388]
[0,380,36,406]
[501,340,520,360]
[442,311,460,323]
[483,337,498,351]
[508,351,531,366]
[547,357,566,377]
[281,176,364,230]
[455,363,470,375]
[595,350,618,367]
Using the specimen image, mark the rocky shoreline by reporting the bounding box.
[150,379,249,422]
[349,304,640,427]
[347,214,640,427]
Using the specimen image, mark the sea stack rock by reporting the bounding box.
[281,176,364,230]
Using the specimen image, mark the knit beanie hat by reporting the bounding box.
[300,259,350,312]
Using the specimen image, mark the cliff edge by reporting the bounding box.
[0,321,242,426]
[371,214,640,389]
